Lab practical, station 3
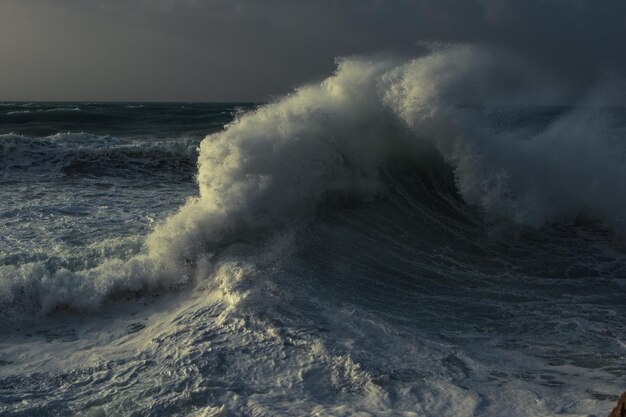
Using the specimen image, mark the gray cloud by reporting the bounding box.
[1,0,625,101]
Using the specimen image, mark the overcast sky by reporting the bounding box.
[1,0,625,101]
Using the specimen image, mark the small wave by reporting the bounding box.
[40,107,82,113]
[5,110,31,115]
[3,107,81,116]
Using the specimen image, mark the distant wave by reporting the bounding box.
[2,45,626,323]
[3,107,81,114]
[0,103,246,138]
[5,110,32,115]
[1,109,116,124]
[41,107,82,113]
[0,132,199,179]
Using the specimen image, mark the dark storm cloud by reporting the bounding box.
[1,0,625,101]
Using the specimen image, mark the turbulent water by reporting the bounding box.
[1,46,625,416]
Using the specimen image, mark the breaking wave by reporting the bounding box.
[2,44,626,322]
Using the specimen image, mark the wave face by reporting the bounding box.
[1,46,625,416]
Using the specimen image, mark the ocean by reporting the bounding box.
[1,48,625,416]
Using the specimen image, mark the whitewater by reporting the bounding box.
[1,45,624,416]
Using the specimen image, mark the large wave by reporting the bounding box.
[148,45,626,259]
[2,45,625,322]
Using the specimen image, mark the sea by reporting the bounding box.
[1,48,625,416]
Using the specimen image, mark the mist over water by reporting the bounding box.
[1,46,625,416]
